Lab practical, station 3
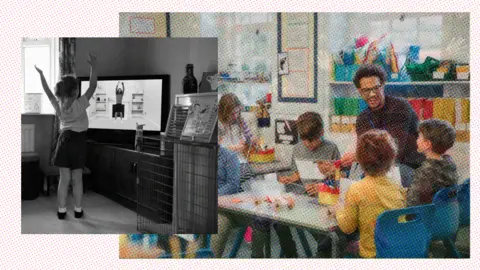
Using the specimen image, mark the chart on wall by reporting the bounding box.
[180,94,218,143]
[81,79,163,131]
[119,13,167,37]
[278,13,318,103]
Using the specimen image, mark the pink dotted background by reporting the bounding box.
[1,0,479,268]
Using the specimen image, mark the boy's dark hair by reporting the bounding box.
[419,119,456,155]
[353,64,387,88]
[54,75,78,98]
[357,129,397,177]
[296,112,324,141]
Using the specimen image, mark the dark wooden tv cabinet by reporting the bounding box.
[85,141,173,220]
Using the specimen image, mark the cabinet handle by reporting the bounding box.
[133,162,138,175]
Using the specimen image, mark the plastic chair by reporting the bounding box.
[430,186,461,258]
[375,205,435,258]
[228,226,249,258]
[159,234,214,258]
[458,179,470,226]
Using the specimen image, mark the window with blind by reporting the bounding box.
[369,15,443,68]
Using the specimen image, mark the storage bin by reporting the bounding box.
[406,56,440,82]
[334,97,345,115]
[334,64,360,82]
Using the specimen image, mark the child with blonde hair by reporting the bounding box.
[35,52,97,220]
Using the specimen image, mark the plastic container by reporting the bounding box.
[334,64,360,82]
[318,183,340,206]
[405,56,441,81]
[455,63,470,81]
[334,98,345,115]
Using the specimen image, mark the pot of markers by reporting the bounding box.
[317,160,341,205]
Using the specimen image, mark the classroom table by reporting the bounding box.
[218,190,343,258]
[248,156,291,175]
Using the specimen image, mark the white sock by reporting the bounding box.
[58,207,67,213]
[74,206,82,212]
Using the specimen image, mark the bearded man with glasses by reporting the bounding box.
[340,64,425,188]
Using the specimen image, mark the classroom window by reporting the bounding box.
[22,38,59,114]
[369,15,443,67]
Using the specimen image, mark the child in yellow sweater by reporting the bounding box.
[328,129,406,258]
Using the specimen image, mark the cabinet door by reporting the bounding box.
[86,143,114,194]
[98,147,115,194]
[86,143,98,190]
[114,148,139,202]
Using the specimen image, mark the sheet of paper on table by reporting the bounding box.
[295,159,325,180]
[264,173,278,183]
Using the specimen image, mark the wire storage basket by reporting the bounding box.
[136,134,218,234]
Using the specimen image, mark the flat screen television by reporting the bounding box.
[78,75,170,145]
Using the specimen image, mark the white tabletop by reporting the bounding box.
[218,192,338,232]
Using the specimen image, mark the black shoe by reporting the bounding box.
[74,210,84,219]
[57,211,66,220]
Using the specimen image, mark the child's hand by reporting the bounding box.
[278,175,290,184]
[327,203,343,219]
[305,183,319,197]
[87,52,97,66]
[34,65,43,74]
[340,152,356,168]
[317,161,336,177]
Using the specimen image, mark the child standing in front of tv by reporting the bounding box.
[35,52,98,220]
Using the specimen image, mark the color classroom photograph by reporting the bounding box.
[113,12,469,259]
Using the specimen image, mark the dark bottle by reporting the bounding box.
[182,64,198,94]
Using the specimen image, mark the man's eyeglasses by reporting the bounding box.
[360,85,383,96]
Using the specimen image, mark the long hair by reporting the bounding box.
[54,75,78,111]
[218,93,242,125]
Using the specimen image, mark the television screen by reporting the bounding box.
[79,75,169,132]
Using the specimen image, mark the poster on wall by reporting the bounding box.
[180,93,218,143]
[278,13,317,103]
[119,13,167,37]
[275,119,298,145]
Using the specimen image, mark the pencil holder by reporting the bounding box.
[318,183,340,206]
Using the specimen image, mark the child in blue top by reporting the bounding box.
[35,52,98,220]
[218,146,241,196]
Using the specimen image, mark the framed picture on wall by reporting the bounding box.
[278,52,289,75]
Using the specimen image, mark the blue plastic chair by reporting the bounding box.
[458,179,470,226]
[159,234,214,258]
[375,205,435,258]
[430,186,461,258]
[228,226,249,258]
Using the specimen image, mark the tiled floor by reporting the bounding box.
[21,191,138,234]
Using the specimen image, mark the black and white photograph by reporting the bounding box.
[21,37,219,234]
